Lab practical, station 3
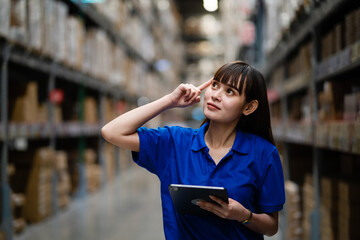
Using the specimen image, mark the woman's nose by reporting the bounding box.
[211,90,221,101]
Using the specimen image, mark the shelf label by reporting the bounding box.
[49,89,64,104]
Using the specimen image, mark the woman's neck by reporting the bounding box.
[205,121,237,149]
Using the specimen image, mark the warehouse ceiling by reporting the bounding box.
[173,0,220,18]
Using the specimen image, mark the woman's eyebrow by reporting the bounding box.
[224,83,240,93]
[214,78,241,92]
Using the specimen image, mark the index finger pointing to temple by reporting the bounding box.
[197,78,213,91]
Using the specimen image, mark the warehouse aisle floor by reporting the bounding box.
[14,165,164,240]
[14,164,281,240]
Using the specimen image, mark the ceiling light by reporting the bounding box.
[203,0,218,12]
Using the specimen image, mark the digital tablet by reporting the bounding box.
[169,184,228,217]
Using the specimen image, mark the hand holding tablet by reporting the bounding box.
[169,184,228,217]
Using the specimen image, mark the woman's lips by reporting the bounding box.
[207,103,220,110]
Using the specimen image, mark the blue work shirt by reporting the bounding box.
[132,122,285,240]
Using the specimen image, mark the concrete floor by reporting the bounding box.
[15,165,164,240]
[14,164,281,240]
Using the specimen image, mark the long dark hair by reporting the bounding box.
[202,60,275,145]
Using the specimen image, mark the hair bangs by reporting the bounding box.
[213,62,249,94]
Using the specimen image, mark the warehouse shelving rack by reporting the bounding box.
[0,0,181,239]
[258,0,360,239]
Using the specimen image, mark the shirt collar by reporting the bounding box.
[191,122,250,155]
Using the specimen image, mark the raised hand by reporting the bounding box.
[169,79,212,108]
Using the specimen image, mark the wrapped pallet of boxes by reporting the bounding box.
[28,0,44,51]
[43,0,56,58]
[11,81,39,123]
[338,180,360,240]
[109,46,124,86]
[22,147,55,223]
[82,30,92,74]
[55,151,71,208]
[66,16,84,70]
[54,1,68,63]
[0,0,10,37]
[85,149,101,193]
[321,177,339,240]
[9,0,27,45]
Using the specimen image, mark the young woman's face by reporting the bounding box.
[203,79,247,124]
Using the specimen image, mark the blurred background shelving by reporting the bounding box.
[0,0,360,240]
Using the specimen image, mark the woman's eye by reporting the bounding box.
[226,88,234,95]
[212,82,218,88]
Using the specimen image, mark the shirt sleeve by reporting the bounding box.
[131,126,173,178]
[257,148,286,213]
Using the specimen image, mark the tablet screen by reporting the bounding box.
[169,184,228,217]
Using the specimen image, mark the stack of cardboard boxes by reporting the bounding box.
[302,174,315,240]
[8,164,27,234]
[22,147,54,223]
[0,0,183,100]
[11,81,39,123]
[316,80,360,154]
[285,181,303,240]
[11,193,26,233]
[11,81,62,124]
[55,151,71,208]
[338,180,360,240]
[84,149,101,193]
[320,177,338,240]
[321,8,360,61]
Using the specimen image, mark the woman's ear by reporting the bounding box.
[242,100,259,116]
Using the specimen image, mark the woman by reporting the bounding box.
[101,61,285,239]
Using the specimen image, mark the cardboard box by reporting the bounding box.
[334,22,344,53]
[66,16,84,69]
[55,151,68,171]
[22,148,55,223]
[104,143,115,182]
[9,0,27,44]
[28,0,44,51]
[85,149,96,165]
[345,10,356,46]
[11,82,39,123]
[103,97,115,123]
[356,9,360,41]
[43,0,56,57]
[54,1,68,62]
[84,97,98,124]
[86,163,101,193]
